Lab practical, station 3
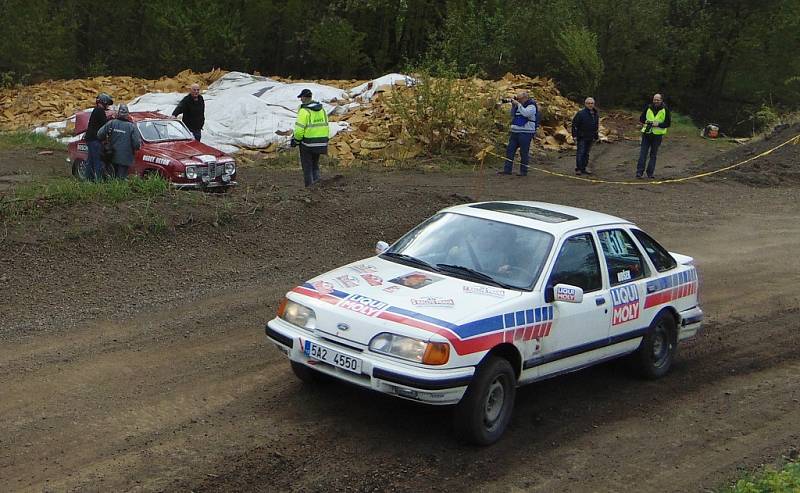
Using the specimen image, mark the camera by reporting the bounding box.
[644,122,653,133]
[501,98,513,103]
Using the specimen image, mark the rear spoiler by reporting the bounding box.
[669,252,694,266]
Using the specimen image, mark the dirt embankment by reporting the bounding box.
[1,131,798,492]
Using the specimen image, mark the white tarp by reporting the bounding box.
[36,72,412,154]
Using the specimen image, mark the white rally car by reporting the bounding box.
[265,201,703,444]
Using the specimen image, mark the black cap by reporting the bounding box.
[297,89,312,98]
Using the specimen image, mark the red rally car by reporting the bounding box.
[66,111,237,189]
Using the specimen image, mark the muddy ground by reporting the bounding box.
[1,127,799,492]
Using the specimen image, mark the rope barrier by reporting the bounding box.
[480,133,800,186]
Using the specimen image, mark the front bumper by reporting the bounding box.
[265,318,473,405]
[678,306,703,341]
[173,180,237,189]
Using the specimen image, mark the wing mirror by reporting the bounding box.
[375,241,389,255]
[545,284,584,303]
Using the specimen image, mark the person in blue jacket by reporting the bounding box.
[498,91,538,177]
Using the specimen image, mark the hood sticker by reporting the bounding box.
[335,275,360,288]
[143,155,170,166]
[462,285,506,298]
[360,273,383,286]
[349,264,378,274]
[411,297,455,308]
[312,280,335,295]
[389,271,443,289]
[382,285,402,294]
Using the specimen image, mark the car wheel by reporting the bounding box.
[290,361,325,384]
[635,312,677,379]
[453,355,516,445]
[72,159,89,180]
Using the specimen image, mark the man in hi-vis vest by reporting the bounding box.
[292,88,330,187]
[636,93,671,179]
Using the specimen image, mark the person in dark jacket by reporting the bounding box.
[85,93,112,181]
[571,97,599,175]
[172,83,205,141]
[636,93,671,179]
[97,104,141,179]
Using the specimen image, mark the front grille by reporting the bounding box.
[199,162,224,179]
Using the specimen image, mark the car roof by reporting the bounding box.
[127,111,178,122]
[441,201,632,235]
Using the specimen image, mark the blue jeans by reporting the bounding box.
[115,164,130,179]
[191,129,201,141]
[300,146,322,187]
[504,132,533,174]
[87,140,103,181]
[575,138,593,171]
[637,133,663,177]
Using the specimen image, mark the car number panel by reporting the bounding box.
[304,340,363,374]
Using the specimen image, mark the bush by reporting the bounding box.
[387,63,501,156]
[555,26,604,97]
[721,461,800,493]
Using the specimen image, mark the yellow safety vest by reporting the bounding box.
[642,107,668,135]
[294,103,329,148]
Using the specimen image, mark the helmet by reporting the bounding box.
[96,93,113,106]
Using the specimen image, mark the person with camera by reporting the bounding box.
[636,93,671,179]
[571,97,599,175]
[85,93,112,181]
[498,91,538,177]
[96,104,141,179]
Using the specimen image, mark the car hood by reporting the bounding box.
[288,257,523,346]
[143,140,228,161]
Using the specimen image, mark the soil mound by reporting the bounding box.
[696,123,800,186]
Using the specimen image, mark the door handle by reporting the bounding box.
[595,297,606,306]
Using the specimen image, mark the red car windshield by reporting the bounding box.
[137,120,194,142]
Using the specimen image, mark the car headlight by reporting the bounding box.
[185,166,198,180]
[369,333,450,365]
[277,299,316,330]
[224,161,235,175]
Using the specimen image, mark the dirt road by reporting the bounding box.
[1,131,798,492]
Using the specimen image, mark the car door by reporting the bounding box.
[536,231,612,377]
[596,228,651,357]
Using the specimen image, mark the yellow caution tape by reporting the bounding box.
[480,133,800,185]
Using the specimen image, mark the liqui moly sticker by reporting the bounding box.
[611,284,640,325]
[335,275,360,288]
[410,297,455,307]
[360,273,383,286]
[338,294,388,317]
[312,280,334,295]
[556,286,578,302]
[349,264,378,274]
[462,285,505,298]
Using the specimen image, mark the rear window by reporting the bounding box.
[631,229,677,272]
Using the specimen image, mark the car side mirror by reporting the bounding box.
[375,241,389,255]
[553,284,584,303]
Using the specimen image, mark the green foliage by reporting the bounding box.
[720,461,800,493]
[1,176,170,219]
[752,104,780,131]
[0,132,67,151]
[554,26,604,97]
[387,63,501,156]
[308,17,371,78]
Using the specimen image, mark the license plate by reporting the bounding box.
[304,341,362,374]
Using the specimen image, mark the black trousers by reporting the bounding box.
[299,146,322,187]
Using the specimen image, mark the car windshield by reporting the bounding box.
[137,120,194,142]
[384,212,554,290]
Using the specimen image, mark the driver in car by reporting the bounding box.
[447,230,521,279]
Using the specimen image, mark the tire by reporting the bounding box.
[290,361,325,384]
[453,355,516,445]
[635,312,678,379]
[71,159,89,180]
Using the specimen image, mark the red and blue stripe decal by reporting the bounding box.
[292,283,553,356]
[644,268,698,308]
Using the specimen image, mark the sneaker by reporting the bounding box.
[635,174,643,179]
[647,174,655,179]
[516,172,527,177]
[575,170,582,175]
[496,170,512,175]
[581,170,593,175]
